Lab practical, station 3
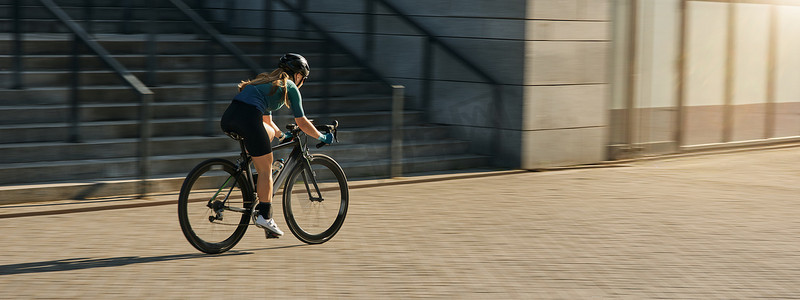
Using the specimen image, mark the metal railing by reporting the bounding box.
[10,0,274,197]
[12,0,156,197]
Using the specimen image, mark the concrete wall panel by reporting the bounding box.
[521,126,607,169]
[685,1,727,107]
[523,84,608,131]
[775,6,800,104]
[732,3,770,106]
[524,41,608,85]
[529,0,610,20]
[526,20,609,41]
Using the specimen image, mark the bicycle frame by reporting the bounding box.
[210,133,322,215]
[269,136,320,199]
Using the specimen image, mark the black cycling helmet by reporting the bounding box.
[278,53,310,78]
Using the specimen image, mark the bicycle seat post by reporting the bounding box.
[225,132,249,159]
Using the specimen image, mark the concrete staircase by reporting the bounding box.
[0,0,487,204]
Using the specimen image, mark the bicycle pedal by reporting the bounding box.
[265,231,281,239]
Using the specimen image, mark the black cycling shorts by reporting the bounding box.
[220,100,272,157]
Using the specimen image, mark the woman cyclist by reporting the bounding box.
[220,53,334,237]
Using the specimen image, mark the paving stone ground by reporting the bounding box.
[1,146,799,299]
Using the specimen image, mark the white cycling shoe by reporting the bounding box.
[254,214,284,237]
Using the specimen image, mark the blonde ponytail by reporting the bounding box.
[237,68,292,108]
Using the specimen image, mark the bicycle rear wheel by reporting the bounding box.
[282,154,349,244]
[178,158,253,254]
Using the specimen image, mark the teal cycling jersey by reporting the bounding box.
[233,80,305,118]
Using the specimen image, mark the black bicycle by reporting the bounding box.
[178,121,348,254]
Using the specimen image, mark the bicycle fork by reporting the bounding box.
[301,157,324,202]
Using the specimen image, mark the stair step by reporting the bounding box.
[0,67,368,87]
[0,35,325,55]
[0,53,354,70]
[270,139,473,164]
[0,0,203,7]
[0,95,400,125]
[0,111,425,143]
[0,81,392,104]
[0,126,452,163]
[0,102,229,125]
[0,19,219,34]
[0,141,478,185]
[0,136,236,164]
[0,5,198,20]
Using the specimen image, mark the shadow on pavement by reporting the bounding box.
[233,243,308,252]
[0,252,249,276]
[0,244,309,276]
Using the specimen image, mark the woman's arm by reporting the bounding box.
[262,115,283,140]
[269,120,281,136]
[295,116,322,139]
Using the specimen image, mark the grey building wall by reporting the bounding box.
[208,0,612,169]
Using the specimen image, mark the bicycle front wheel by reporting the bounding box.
[282,154,349,244]
[178,158,254,254]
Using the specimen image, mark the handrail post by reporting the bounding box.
[69,33,81,143]
[138,92,154,198]
[391,85,404,178]
[12,0,23,89]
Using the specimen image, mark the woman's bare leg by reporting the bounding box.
[250,124,284,236]
[252,153,273,203]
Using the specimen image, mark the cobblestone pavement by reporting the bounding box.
[1,146,799,299]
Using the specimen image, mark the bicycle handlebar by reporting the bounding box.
[285,120,339,148]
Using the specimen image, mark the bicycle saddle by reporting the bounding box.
[225,132,244,141]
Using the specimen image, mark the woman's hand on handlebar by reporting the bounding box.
[317,132,334,144]
[279,130,293,142]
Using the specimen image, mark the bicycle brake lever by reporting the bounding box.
[332,120,339,142]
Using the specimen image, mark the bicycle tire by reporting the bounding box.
[178,158,254,254]
[282,154,349,244]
